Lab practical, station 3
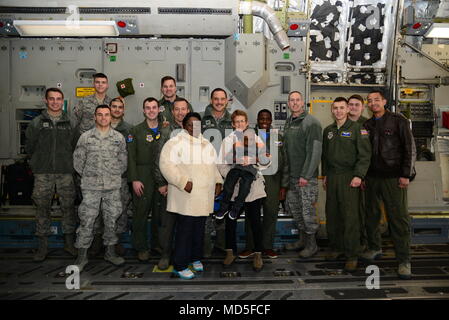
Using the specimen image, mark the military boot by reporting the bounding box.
[284,230,306,251]
[33,236,48,262]
[223,249,236,267]
[299,233,318,258]
[63,233,78,256]
[398,262,412,280]
[104,245,125,266]
[74,248,89,272]
[115,233,126,256]
[344,259,358,273]
[157,255,170,270]
[253,252,263,272]
[88,233,103,257]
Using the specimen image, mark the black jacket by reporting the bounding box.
[364,110,416,179]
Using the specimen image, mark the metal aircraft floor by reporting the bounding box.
[1,243,449,300]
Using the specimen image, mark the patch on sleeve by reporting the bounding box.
[360,129,369,136]
[274,140,283,146]
[126,134,134,143]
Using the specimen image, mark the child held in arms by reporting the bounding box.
[215,110,268,220]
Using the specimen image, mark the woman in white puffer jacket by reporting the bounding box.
[159,112,223,280]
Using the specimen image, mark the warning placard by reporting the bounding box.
[76,87,96,97]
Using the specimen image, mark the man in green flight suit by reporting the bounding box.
[239,109,289,260]
[347,94,369,252]
[348,94,368,124]
[322,97,372,272]
[155,97,191,270]
[158,76,193,126]
[127,97,170,261]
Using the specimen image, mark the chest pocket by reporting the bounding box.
[107,140,121,153]
[86,137,100,151]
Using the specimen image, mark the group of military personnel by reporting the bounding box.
[25,72,415,279]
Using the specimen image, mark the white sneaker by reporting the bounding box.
[192,260,204,272]
[173,268,195,280]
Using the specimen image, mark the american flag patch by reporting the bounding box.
[360,129,369,135]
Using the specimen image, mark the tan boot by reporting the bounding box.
[33,236,48,262]
[398,262,412,280]
[223,249,236,267]
[253,252,263,272]
[137,250,150,261]
[284,230,306,251]
[298,233,318,258]
[63,233,78,256]
[344,259,358,273]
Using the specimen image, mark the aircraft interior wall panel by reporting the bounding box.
[9,39,103,156]
[103,39,190,125]
[397,46,447,207]
[0,40,11,159]
[190,39,230,113]
[398,46,448,80]
[241,38,308,128]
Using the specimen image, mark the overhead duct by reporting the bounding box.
[0,0,290,50]
[239,1,290,50]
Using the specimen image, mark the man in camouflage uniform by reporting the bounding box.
[92,97,133,256]
[128,98,170,261]
[158,76,193,126]
[283,91,323,258]
[200,88,233,256]
[25,88,77,262]
[72,72,112,255]
[72,73,112,139]
[73,105,127,272]
[155,97,190,270]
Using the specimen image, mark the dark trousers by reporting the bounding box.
[159,197,177,258]
[173,214,206,271]
[225,199,263,253]
[245,174,281,250]
[221,169,255,211]
[325,173,361,259]
[365,176,411,264]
